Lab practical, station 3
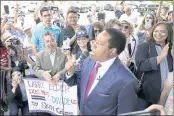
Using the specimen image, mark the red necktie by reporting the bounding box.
[85,63,102,99]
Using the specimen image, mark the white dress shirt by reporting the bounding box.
[87,57,116,96]
[49,51,56,67]
[119,14,137,26]
[119,36,138,65]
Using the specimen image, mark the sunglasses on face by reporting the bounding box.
[94,30,102,33]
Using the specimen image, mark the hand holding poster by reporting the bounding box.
[23,78,78,115]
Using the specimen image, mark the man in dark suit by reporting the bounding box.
[64,28,138,115]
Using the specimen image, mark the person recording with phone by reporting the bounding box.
[5,66,33,116]
[64,28,139,115]
[135,13,157,45]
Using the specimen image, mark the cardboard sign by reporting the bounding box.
[23,78,78,115]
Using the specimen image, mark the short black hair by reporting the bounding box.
[12,66,22,74]
[40,7,50,16]
[44,32,56,39]
[67,9,78,16]
[105,28,126,55]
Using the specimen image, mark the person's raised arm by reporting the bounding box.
[14,2,19,24]
[33,2,47,20]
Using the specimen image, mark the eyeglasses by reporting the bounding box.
[68,16,77,19]
[121,25,129,29]
[94,30,102,33]
[43,14,51,17]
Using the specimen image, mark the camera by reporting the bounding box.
[17,60,29,77]
[8,37,21,47]
[18,60,29,70]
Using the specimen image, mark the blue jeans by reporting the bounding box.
[9,101,30,116]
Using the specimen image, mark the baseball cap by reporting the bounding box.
[76,30,88,39]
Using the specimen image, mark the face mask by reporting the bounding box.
[145,19,153,28]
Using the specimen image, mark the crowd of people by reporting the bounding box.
[0,1,173,115]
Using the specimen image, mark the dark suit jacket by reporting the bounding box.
[5,80,23,107]
[135,42,173,104]
[65,57,138,115]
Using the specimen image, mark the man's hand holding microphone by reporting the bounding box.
[65,55,77,76]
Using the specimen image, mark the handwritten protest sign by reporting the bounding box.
[23,78,78,115]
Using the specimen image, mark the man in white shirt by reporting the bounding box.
[87,4,98,23]
[119,6,137,28]
[34,32,67,85]
[64,28,139,115]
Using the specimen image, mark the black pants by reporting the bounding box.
[9,101,32,116]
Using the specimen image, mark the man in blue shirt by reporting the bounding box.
[32,7,61,56]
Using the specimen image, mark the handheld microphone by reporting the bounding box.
[97,76,101,81]
[75,51,89,65]
[59,51,89,78]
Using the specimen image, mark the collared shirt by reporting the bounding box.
[32,22,61,52]
[49,51,56,67]
[88,57,116,96]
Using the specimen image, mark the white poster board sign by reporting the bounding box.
[23,78,78,115]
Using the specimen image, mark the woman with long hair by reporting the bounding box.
[119,20,139,73]
[135,21,173,107]
[135,12,157,44]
